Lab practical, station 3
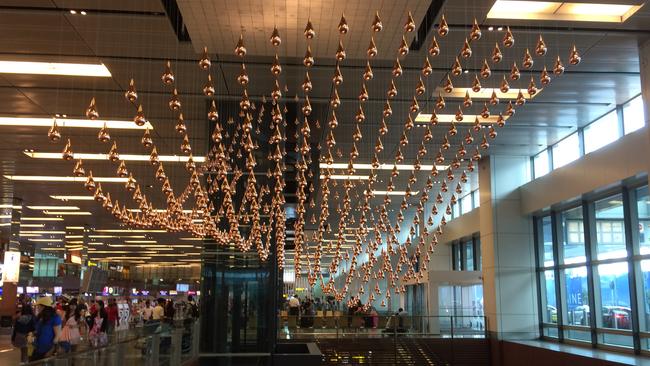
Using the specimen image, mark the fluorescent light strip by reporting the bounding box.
[29,238,63,242]
[124,240,157,244]
[25,152,204,163]
[371,190,421,196]
[22,217,64,221]
[21,231,66,234]
[65,226,85,230]
[320,175,369,180]
[52,196,94,201]
[4,175,128,182]
[414,113,509,124]
[94,229,167,233]
[0,117,152,130]
[486,1,643,22]
[128,209,194,213]
[44,211,92,216]
[89,235,146,239]
[0,61,111,77]
[20,224,44,228]
[436,87,537,100]
[0,204,21,209]
[27,206,80,210]
[320,163,448,171]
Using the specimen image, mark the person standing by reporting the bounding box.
[106,298,118,334]
[12,304,36,364]
[142,300,154,323]
[59,305,82,353]
[89,300,108,347]
[31,296,62,361]
[288,295,300,316]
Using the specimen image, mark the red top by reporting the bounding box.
[107,305,118,324]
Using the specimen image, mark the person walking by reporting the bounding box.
[30,296,62,361]
[106,298,118,334]
[59,305,82,353]
[89,300,108,348]
[12,304,36,364]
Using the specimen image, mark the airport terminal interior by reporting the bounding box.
[0,0,649,365]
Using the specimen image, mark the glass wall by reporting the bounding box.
[451,235,481,271]
[536,184,650,353]
[532,95,645,180]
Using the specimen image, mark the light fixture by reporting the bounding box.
[25,151,204,162]
[370,190,421,196]
[65,226,85,230]
[51,196,94,201]
[0,61,111,77]
[486,1,644,23]
[94,229,167,233]
[488,26,494,31]
[124,240,157,244]
[436,87,537,100]
[4,175,128,183]
[29,238,64,242]
[497,26,504,31]
[22,217,64,221]
[21,231,66,234]
[0,204,21,209]
[414,113,509,124]
[44,211,92,216]
[319,163,448,171]
[27,206,80,210]
[319,175,369,180]
[0,117,152,130]
[20,224,44,228]
[80,10,87,15]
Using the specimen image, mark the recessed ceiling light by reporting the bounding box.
[0,61,110,77]
[69,10,77,14]
[497,26,504,31]
[488,26,494,31]
[487,1,644,23]
[80,10,87,15]
[0,117,151,130]
[4,175,129,183]
[25,151,203,162]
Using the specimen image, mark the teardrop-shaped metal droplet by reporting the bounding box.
[535,35,547,56]
[303,71,313,92]
[451,57,463,76]
[271,54,282,75]
[455,106,464,122]
[367,37,378,58]
[503,26,514,48]
[208,100,218,121]
[363,61,373,81]
[98,121,111,143]
[370,11,383,32]
[48,118,61,142]
[398,35,409,56]
[415,77,426,96]
[540,66,551,86]
[141,127,153,148]
[86,97,99,120]
[510,61,520,80]
[304,18,315,39]
[463,90,472,108]
[438,14,449,37]
[461,38,472,59]
[237,63,249,85]
[200,46,212,69]
[392,58,403,77]
[169,88,181,111]
[500,75,510,93]
[85,170,96,192]
[181,134,192,154]
[435,93,445,110]
[73,159,85,177]
[387,79,398,98]
[270,27,281,46]
[470,18,481,41]
[338,13,349,34]
[108,141,119,162]
[404,11,416,32]
[527,77,538,96]
[522,48,534,69]
[505,101,515,117]
[489,90,499,106]
[162,60,174,85]
[492,42,503,63]
[569,44,581,65]
[480,59,491,79]
[203,74,215,96]
[134,104,146,126]
[443,75,454,93]
[358,83,369,102]
[554,56,565,75]
[471,74,482,92]
[331,88,341,108]
[481,102,490,119]
[422,57,433,76]
[125,78,137,103]
[62,139,73,160]
[516,90,526,106]
[332,64,343,85]
[335,40,346,61]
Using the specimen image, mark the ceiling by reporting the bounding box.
[0,0,647,268]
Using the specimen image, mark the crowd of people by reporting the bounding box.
[11,294,199,363]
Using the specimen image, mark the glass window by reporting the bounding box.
[564,266,590,327]
[553,133,580,169]
[534,150,550,178]
[639,260,650,335]
[596,262,631,330]
[473,190,480,209]
[461,194,473,214]
[541,216,554,267]
[584,110,619,154]
[595,195,627,260]
[623,95,645,134]
[453,243,462,271]
[541,270,558,324]
[561,206,586,264]
[637,186,650,255]
[464,241,474,271]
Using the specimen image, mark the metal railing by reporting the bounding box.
[24,318,200,366]
[277,314,488,340]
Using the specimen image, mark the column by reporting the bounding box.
[0,197,22,320]
[641,39,650,185]
[479,156,538,345]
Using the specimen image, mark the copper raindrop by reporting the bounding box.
[125,79,137,103]
[48,118,61,142]
[86,97,99,120]
[535,35,547,56]
[438,14,449,36]
[200,46,212,68]
[503,26,514,48]
[372,11,383,32]
[162,61,174,85]
[554,56,565,75]
[492,43,503,63]
[470,18,481,40]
